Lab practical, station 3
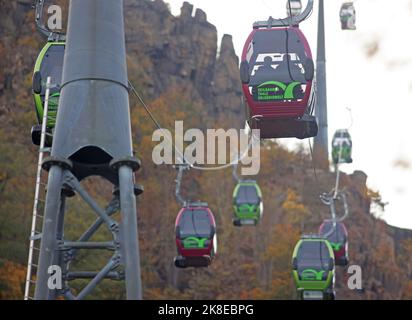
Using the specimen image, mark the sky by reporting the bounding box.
[165,0,412,229]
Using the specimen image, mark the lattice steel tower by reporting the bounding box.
[33,0,143,300]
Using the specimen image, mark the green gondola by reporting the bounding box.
[31,41,65,146]
[340,2,356,30]
[292,235,335,300]
[331,129,353,164]
[232,180,263,227]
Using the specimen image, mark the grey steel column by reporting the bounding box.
[119,166,142,299]
[34,166,63,300]
[52,0,133,168]
[314,0,329,168]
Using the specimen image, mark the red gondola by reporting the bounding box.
[240,25,317,139]
[319,220,349,266]
[174,202,217,268]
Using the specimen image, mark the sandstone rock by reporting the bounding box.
[194,8,207,23]
[212,34,242,127]
[180,2,194,19]
[124,0,238,120]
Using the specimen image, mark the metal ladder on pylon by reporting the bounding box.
[24,77,54,300]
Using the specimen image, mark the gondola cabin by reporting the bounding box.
[31,41,65,146]
[286,0,302,17]
[292,235,335,300]
[232,180,263,227]
[331,129,353,164]
[240,26,317,139]
[319,220,349,266]
[340,2,356,30]
[174,202,217,268]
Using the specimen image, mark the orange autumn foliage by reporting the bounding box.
[0,260,26,300]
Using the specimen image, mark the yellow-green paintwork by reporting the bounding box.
[292,238,335,291]
[33,41,65,127]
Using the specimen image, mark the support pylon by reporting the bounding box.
[314,0,329,169]
[34,0,143,300]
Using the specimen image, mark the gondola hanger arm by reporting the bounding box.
[253,0,314,29]
[320,189,350,223]
[33,0,66,40]
[232,163,240,183]
[336,191,349,222]
[174,161,190,207]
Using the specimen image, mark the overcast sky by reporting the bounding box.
[165,0,412,229]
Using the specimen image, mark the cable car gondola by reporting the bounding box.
[31,41,65,146]
[240,24,317,139]
[292,235,335,300]
[331,129,353,164]
[319,220,349,266]
[286,0,302,17]
[232,180,263,227]
[174,202,217,268]
[340,2,356,30]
